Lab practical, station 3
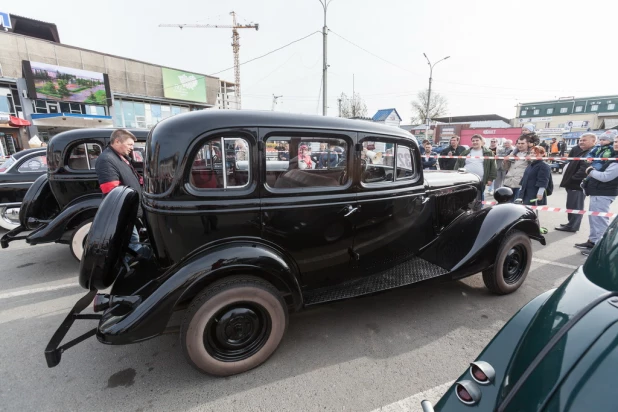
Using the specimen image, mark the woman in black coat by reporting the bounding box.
[519,146,552,206]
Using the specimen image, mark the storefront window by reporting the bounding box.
[171,105,181,116]
[180,107,189,114]
[113,100,123,126]
[150,104,162,126]
[122,100,136,128]
[86,105,106,116]
[0,87,14,115]
[161,105,171,119]
[134,102,146,128]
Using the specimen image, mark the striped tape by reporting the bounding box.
[481,201,616,217]
[429,155,617,161]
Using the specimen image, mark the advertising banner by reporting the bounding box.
[26,61,109,105]
[162,68,207,103]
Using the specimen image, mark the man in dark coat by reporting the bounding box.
[438,135,465,171]
[555,132,597,232]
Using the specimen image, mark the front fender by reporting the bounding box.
[98,241,302,344]
[26,194,101,245]
[420,204,543,274]
[434,288,556,411]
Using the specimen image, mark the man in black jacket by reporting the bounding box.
[555,132,597,232]
[438,135,465,171]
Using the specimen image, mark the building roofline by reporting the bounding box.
[0,31,225,82]
[520,95,618,105]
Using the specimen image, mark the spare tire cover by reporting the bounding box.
[19,174,53,229]
[79,186,139,291]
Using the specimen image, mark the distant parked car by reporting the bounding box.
[0,129,148,260]
[0,148,47,230]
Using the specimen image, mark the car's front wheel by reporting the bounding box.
[181,276,288,376]
[482,230,532,295]
[0,206,20,230]
[70,219,92,261]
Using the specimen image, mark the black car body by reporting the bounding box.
[0,129,147,259]
[0,148,47,230]
[43,111,546,376]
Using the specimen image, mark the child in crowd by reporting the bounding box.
[586,129,616,171]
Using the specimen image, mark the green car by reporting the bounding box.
[426,216,618,412]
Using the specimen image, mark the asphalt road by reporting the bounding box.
[1,174,616,412]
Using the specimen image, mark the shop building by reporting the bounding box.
[0,12,237,152]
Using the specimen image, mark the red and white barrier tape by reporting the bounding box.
[429,155,618,161]
[482,201,616,217]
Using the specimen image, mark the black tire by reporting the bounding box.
[69,219,93,261]
[181,276,288,376]
[482,230,532,295]
[79,186,138,290]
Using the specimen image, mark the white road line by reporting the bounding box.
[371,381,454,412]
[0,282,80,300]
[531,258,579,270]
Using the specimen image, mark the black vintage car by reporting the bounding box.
[0,148,47,230]
[0,129,147,260]
[44,111,546,376]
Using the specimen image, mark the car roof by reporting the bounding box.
[12,148,46,160]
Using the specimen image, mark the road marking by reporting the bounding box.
[531,258,578,270]
[0,282,80,300]
[371,381,454,412]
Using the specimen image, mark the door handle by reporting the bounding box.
[343,205,359,217]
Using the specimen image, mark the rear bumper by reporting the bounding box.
[1,225,28,248]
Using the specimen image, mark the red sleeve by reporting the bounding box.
[100,180,120,194]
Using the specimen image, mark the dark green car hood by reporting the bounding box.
[436,220,618,411]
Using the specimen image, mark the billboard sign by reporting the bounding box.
[24,61,110,105]
[0,12,11,29]
[162,68,207,103]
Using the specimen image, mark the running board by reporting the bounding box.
[303,257,448,305]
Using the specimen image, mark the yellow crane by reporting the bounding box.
[159,11,259,109]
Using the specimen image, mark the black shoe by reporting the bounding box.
[581,249,591,256]
[555,226,577,232]
[559,223,569,227]
[574,240,595,250]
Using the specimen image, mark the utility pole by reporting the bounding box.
[272,94,283,111]
[337,97,342,117]
[423,53,450,142]
[319,0,334,116]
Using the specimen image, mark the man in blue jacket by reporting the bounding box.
[421,140,438,170]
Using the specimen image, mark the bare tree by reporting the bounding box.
[339,92,368,119]
[411,89,448,124]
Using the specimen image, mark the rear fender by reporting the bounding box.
[97,241,302,344]
[419,204,543,274]
[19,174,59,229]
[26,194,101,245]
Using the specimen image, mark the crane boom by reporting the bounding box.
[159,11,258,110]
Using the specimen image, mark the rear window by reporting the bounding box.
[0,156,16,173]
[18,155,47,173]
[68,143,103,170]
[189,137,251,190]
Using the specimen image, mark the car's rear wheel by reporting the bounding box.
[181,276,288,376]
[70,219,93,261]
[482,230,532,295]
[0,206,20,230]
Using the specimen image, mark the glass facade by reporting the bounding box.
[33,99,107,116]
[112,98,194,129]
[0,86,16,115]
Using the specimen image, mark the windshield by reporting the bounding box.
[0,156,16,173]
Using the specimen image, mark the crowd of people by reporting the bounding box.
[421,125,618,255]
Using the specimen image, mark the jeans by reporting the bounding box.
[589,196,615,243]
[495,170,507,190]
[565,189,585,231]
[129,226,140,252]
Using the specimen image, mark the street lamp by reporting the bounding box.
[319,0,334,116]
[423,53,450,141]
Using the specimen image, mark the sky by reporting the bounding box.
[10,0,618,123]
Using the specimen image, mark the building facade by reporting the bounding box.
[515,96,618,132]
[0,13,237,153]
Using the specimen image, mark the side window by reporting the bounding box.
[361,141,415,184]
[17,155,47,173]
[68,143,102,170]
[189,136,250,189]
[265,136,348,189]
[132,142,145,163]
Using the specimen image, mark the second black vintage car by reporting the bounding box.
[0,148,47,230]
[44,111,545,376]
[1,129,147,260]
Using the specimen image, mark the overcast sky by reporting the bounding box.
[11,0,618,123]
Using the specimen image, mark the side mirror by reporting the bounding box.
[493,187,514,204]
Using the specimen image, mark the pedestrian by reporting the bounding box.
[558,138,567,156]
[539,139,549,153]
[438,135,465,171]
[583,129,617,173]
[421,140,438,170]
[96,129,146,255]
[487,139,498,195]
[453,134,496,202]
[518,146,552,206]
[577,138,618,256]
[494,139,513,191]
[503,135,532,201]
[549,137,561,157]
[555,132,597,232]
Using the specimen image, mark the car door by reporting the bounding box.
[352,134,432,275]
[258,128,358,290]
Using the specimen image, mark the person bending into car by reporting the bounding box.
[96,129,144,255]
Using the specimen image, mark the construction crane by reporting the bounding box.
[159,11,258,109]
